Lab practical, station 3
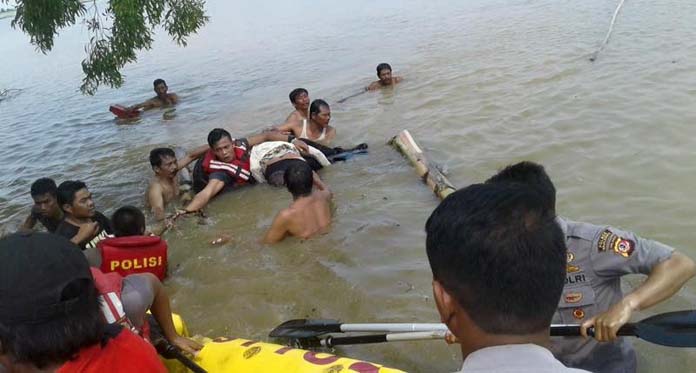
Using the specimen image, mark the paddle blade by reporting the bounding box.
[269,319,343,338]
[635,310,696,347]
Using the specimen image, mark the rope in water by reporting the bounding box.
[590,0,627,62]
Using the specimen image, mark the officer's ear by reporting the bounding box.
[432,279,456,325]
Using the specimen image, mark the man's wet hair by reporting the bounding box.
[309,99,330,117]
[57,180,88,208]
[284,162,313,198]
[207,128,232,147]
[0,278,103,369]
[485,161,556,214]
[153,78,166,88]
[149,147,176,168]
[112,206,146,237]
[376,63,392,75]
[289,88,308,104]
[30,178,58,198]
[425,182,566,335]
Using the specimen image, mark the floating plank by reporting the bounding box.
[389,130,456,200]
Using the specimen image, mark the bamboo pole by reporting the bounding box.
[389,130,456,200]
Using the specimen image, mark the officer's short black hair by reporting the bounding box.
[207,128,232,148]
[376,63,392,75]
[289,88,308,104]
[284,162,313,198]
[425,182,566,335]
[149,148,176,168]
[485,161,556,214]
[153,78,166,88]
[30,178,58,198]
[112,206,146,237]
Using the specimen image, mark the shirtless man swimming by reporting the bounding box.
[274,99,336,146]
[128,79,178,112]
[147,145,208,221]
[262,161,332,243]
[285,88,310,124]
[367,63,403,91]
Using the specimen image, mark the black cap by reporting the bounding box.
[0,232,93,324]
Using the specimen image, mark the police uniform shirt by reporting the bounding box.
[550,217,674,373]
[457,344,591,372]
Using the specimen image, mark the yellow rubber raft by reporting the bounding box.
[163,314,405,373]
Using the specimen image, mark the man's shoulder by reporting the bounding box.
[367,81,380,90]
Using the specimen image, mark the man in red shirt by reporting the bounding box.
[0,232,166,373]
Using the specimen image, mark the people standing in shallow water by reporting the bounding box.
[426,182,589,372]
[54,180,113,266]
[274,99,336,146]
[367,63,403,91]
[262,162,332,243]
[20,177,63,233]
[146,145,208,221]
[127,78,178,112]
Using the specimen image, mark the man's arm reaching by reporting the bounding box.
[247,131,297,147]
[177,145,208,170]
[183,179,226,213]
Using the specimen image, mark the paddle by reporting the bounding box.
[270,310,696,348]
[290,331,447,349]
[148,316,207,373]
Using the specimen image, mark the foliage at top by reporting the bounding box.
[3,0,209,94]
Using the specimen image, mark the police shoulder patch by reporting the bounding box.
[597,229,619,252]
[613,238,635,258]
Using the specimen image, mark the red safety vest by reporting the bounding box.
[98,236,167,280]
[90,268,151,341]
[201,147,252,185]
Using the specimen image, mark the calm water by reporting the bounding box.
[2,0,696,371]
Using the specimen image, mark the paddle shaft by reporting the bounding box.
[336,323,636,336]
[307,331,446,348]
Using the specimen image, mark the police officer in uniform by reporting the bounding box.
[485,162,696,373]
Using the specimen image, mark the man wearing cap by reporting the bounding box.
[0,232,167,372]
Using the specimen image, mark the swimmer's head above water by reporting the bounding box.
[30,178,59,218]
[284,161,313,199]
[309,99,331,128]
[289,88,309,112]
[153,78,168,99]
[57,180,95,219]
[149,147,178,179]
[376,63,393,85]
[207,128,236,163]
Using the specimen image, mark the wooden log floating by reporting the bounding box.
[389,130,457,200]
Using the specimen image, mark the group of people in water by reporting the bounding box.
[1,61,695,373]
[0,64,402,372]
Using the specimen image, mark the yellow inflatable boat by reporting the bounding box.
[162,314,404,373]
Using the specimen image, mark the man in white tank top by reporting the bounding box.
[273,99,336,146]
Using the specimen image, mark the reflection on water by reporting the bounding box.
[2,0,696,371]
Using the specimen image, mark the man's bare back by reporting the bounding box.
[263,165,332,243]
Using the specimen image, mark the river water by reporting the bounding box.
[2,0,696,371]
